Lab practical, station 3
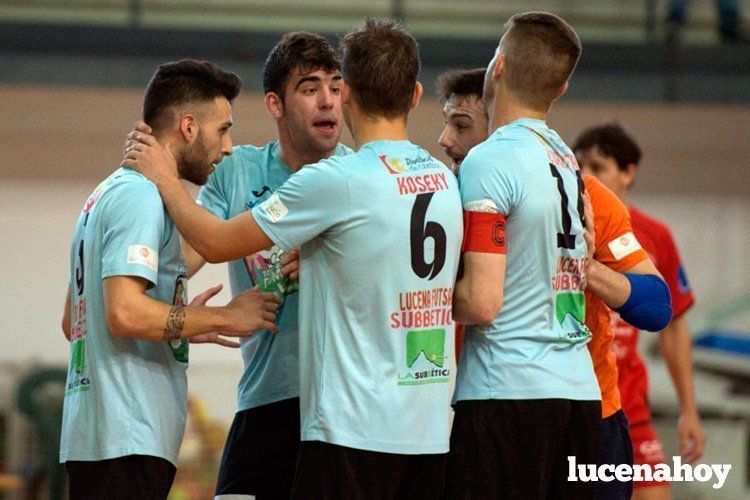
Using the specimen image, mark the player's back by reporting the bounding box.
[456,118,599,402]
[289,141,462,454]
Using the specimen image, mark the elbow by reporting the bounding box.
[203,251,225,264]
[616,274,673,332]
[475,299,502,325]
[62,318,72,341]
[106,306,140,338]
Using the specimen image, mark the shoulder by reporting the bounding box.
[460,136,523,180]
[334,143,355,157]
[103,169,160,202]
[94,170,164,223]
[584,175,627,215]
[213,142,273,177]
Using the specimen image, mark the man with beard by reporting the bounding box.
[60,59,280,500]
[123,19,463,498]
[437,67,488,174]
[127,32,351,499]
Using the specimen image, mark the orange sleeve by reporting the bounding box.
[584,175,648,272]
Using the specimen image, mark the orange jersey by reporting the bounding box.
[583,176,649,418]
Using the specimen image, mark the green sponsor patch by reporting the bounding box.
[555,293,586,325]
[71,339,85,374]
[406,329,446,368]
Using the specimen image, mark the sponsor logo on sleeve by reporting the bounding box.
[261,192,289,223]
[127,245,158,272]
[608,232,643,260]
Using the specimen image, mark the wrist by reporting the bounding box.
[680,405,699,417]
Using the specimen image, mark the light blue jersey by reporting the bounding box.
[60,168,188,466]
[197,141,352,411]
[455,118,600,402]
[253,141,463,454]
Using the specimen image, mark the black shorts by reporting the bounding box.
[445,399,601,500]
[596,409,634,500]
[291,440,447,500]
[215,397,300,499]
[66,454,175,500]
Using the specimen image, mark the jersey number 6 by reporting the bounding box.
[410,192,447,280]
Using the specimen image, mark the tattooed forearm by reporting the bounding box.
[163,306,185,341]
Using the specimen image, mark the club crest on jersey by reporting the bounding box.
[608,232,642,260]
[380,155,407,174]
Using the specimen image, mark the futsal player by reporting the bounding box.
[575,123,706,500]
[128,32,352,499]
[445,13,601,499]
[437,66,672,500]
[59,59,280,500]
[123,19,463,499]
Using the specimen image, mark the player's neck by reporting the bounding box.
[488,93,547,133]
[276,141,332,173]
[350,114,408,150]
[153,132,187,181]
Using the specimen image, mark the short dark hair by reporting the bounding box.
[436,68,486,102]
[263,32,340,99]
[340,18,420,119]
[573,123,642,170]
[501,12,581,110]
[143,59,241,132]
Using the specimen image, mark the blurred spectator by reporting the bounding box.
[667,0,747,43]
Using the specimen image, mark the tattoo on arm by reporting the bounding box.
[163,306,185,341]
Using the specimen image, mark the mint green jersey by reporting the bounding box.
[197,141,352,411]
[253,141,463,454]
[60,168,188,466]
[455,118,600,403]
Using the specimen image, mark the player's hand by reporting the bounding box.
[224,286,281,335]
[120,121,179,185]
[187,284,241,348]
[280,249,300,280]
[122,121,152,156]
[190,331,241,348]
[581,190,595,290]
[678,410,706,463]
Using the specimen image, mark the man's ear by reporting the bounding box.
[341,81,352,106]
[178,114,198,143]
[410,82,423,110]
[493,52,505,82]
[623,163,638,189]
[265,92,284,120]
[552,81,570,102]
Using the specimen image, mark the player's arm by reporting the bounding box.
[103,276,279,341]
[146,176,273,264]
[182,238,207,278]
[583,176,671,332]
[659,314,705,461]
[651,228,704,461]
[62,285,72,341]
[453,149,515,326]
[121,132,273,263]
[454,252,506,325]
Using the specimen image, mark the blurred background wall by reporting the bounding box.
[1,1,749,499]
